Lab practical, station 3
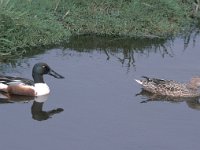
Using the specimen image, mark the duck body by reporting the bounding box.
[4,82,50,96]
[135,76,200,98]
[0,63,64,97]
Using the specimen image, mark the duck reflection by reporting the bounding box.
[31,95,64,121]
[136,89,200,111]
[0,92,64,121]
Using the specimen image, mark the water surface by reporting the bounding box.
[0,33,200,150]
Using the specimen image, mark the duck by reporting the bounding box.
[135,76,200,97]
[0,62,64,96]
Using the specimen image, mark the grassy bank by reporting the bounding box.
[0,0,199,56]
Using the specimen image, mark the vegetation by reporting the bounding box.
[0,0,199,57]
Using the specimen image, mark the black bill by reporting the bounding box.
[48,69,64,79]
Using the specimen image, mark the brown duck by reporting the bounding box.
[135,76,200,98]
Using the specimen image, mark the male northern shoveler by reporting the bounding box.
[0,62,64,96]
[135,76,200,97]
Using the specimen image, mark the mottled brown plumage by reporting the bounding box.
[135,76,200,97]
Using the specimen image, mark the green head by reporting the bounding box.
[32,62,64,83]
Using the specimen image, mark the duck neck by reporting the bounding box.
[33,74,45,83]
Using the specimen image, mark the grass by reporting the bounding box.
[0,0,70,56]
[58,0,195,37]
[0,0,198,57]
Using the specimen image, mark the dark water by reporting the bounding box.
[0,33,200,150]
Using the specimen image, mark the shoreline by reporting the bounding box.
[0,0,199,57]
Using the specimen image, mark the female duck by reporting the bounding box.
[0,62,64,96]
[135,76,200,97]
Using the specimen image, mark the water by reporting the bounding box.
[0,33,200,150]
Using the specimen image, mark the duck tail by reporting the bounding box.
[135,79,143,85]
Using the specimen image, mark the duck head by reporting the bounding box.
[32,62,64,83]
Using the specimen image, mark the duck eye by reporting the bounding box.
[42,65,47,70]
[42,65,50,73]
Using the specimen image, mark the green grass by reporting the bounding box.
[0,0,198,57]
[0,0,70,56]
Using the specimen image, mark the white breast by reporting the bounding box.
[34,83,50,96]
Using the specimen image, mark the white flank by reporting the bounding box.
[0,83,8,92]
[34,83,50,96]
[135,79,143,85]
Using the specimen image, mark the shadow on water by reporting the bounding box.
[0,35,173,73]
[179,27,200,50]
[0,29,199,116]
[65,35,173,67]
[1,28,200,73]
[136,89,200,111]
[0,93,64,121]
[0,36,172,74]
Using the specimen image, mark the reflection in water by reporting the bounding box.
[182,28,200,50]
[136,89,200,111]
[65,35,173,71]
[31,95,64,121]
[0,92,34,103]
[1,29,200,74]
[0,35,172,73]
[0,93,64,121]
